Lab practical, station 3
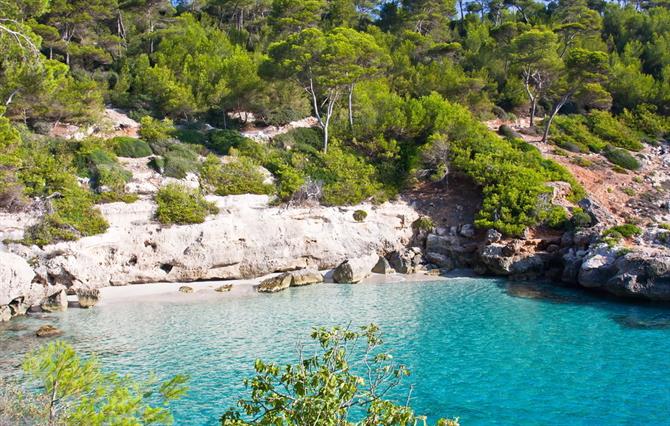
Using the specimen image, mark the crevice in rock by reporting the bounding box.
[159,263,174,274]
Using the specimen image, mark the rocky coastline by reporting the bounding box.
[2,192,670,323]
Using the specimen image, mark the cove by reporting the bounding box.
[2,277,670,425]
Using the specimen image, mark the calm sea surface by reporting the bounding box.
[2,278,670,425]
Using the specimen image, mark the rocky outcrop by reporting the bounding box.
[3,195,417,290]
[77,289,100,308]
[257,273,292,293]
[289,269,323,287]
[333,253,378,284]
[0,252,41,321]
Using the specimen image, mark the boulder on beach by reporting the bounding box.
[372,256,394,274]
[257,273,292,293]
[179,286,194,293]
[333,253,378,284]
[289,269,323,287]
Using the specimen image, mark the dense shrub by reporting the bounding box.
[207,130,251,155]
[200,154,274,196]
[571,207,592,228]
[552,115,606,153]
[155,184,218,225]
[543,206,569,229]
[112,137,152,158]
[311,145,382,206]
[274,128,323,152]
[622,104,670,139]
[588,111,643,151]
[603,146,641,170]
[353,210,368,222]
[174,128,208,146]
[413,216,435,231]
[148,142,200,178]
[274,163,305,201]
[139,116,175,142]
[604,224,642,238]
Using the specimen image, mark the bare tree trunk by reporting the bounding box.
[348,83,354,132]
[542,94,571,142]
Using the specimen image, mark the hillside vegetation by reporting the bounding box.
[2,0,670,243]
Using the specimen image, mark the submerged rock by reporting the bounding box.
[611,314,670,330]
[289,269,323,287]
[178,286,194,293]
[77,289,100,308]
[257,273,292,293]
[36,324,62,338]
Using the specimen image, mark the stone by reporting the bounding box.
[546,244,560,253]
[426,252,455,270]
[485,229,502,244]
[36,324,62,338]
[371,257,394,274]
[77,289,100,308]
[41,288,68,312]
[0,306,11,322]
[178,286,194,293]
[0,252,38,307]
[257,273,292,293]
[215,284,233,292]
[289,269,324,286]
[333,254,377,283]
[8,297,28,317]
[459,224,476,238]
[578,198,615,227]
[387,250,414,274]
[578,245,619,288]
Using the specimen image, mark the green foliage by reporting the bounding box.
[22,341,188,425]
[155,184,219,225]
[353,209,368,222]
[112,137,152,158]
[148,141,200,178]
[603,146,641,171]
[544,206,569,229]
[139,116,175,143]
[604,224,643,239]
[413,216,435,231]
[571,208,593,228]
[208,130,253,155]
[587,111,644,151]
[200,155,274,197]
[220,324,458,426]
[552,115,607,153]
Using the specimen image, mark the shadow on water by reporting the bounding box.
[500,280,670,330]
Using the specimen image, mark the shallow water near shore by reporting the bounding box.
[2,278,670,425]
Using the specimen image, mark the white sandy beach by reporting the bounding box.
[95,271,471,306]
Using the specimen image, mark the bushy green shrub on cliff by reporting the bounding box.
[112,137,152,158]
[139,116,175,143]
[200,155,274,196]
[588,111,644,152]
[155,184,218,225]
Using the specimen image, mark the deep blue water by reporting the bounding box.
[2,278,670,425]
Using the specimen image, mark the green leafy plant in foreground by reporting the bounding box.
[221,324,459,426]
[20,341,188,425]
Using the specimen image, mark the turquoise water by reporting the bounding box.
[2,278,670,425]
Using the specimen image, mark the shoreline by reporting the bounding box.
[95,270,476,306]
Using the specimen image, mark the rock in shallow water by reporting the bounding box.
[178,286,194,293]
[371,257,394,274]
[41,288,68,312]
[257,273,292,293]
[215,284,233,292]
[289,269,323,287]
[333,254,377,283]
[36,324,62,338]
[77,288,100,308]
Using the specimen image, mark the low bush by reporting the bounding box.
[274,163,304,201]
[552,115,606,153]
[274,127,323,153]
[604,224,642,238]
[571,207,592,228]
[148,142,200,178]
[621,104,670,140]
[139,116,175,143]
[603,146,641,170]
[112,137,152,158]
[413,216,435,231]
[155,184,218,225]
[174,128,208,146]
[353,210,368,222]
[543,206,569,229]
[207,129,250,155]
[570,156,593,167]
[588,111,643,151]
[200,154,274,196]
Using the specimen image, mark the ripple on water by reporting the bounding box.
[2,278,670,425]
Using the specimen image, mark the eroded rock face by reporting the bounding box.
[333,253,378,284]
[289,269,323,287]
[578,245,619,288]
[4,196,417,290]
[371,257,394,274]
[257,273,292,293]
[0,252,40,317]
